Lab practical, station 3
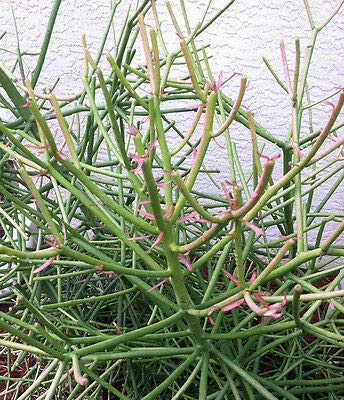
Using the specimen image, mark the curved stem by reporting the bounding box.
[212,76,247,137]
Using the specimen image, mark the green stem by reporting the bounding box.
[180,40,206,102]
[212,347,280,400]
[31,0,62,87]
[141,351,199,400]
[72,311,184,357]
[171,91,217,223]
[0,66,33,125]
[19,165,62,244]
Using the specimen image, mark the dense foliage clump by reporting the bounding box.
[0,1,343,398]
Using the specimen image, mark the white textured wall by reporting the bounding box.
[1,1,342,109]
[1,1,343,218]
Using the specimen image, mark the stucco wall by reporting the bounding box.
[1,1,342,111]
[0,1,343,218]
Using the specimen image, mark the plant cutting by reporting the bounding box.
[0,0,343,399]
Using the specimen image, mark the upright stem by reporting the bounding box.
[292,39,304,254]
[171,91,217,223]
[136,135,209,350]
[31,0,62,88]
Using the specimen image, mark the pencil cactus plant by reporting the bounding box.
[0,0,343,399]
